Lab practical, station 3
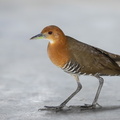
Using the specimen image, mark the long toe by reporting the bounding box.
[39,105,63,112]
[81,103,102,109]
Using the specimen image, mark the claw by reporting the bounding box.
[81,103,102,109]
[39,105,63,112]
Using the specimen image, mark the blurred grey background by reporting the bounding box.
[0,0,120,120]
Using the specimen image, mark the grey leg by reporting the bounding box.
[59,75,82,108]
[92,74,104,106]
[82,74,104,109]
[43,75,82,111]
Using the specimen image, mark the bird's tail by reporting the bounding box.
[105,53,120,67]
[116,61,120,66]
[114,58,120,66]
[97,48,120,67]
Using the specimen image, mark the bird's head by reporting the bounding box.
[30,25,66,44]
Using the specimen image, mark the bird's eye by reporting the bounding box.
[48,31,53,35]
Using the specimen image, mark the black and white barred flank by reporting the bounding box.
[62,60,81,74]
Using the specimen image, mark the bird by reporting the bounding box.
[30,25,120,111]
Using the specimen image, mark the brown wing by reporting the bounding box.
[67,36,120,76]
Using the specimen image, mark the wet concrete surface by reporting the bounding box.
[1,0,120,120]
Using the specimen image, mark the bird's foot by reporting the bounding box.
[39,105,63,112]
[81,103,102,109]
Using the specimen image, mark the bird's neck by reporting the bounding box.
[47,39,70,68]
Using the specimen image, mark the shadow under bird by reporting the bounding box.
[30,25,120,111]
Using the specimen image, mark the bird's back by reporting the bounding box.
[67,36,120,76]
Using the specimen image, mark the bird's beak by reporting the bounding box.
[30,33,45,40]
